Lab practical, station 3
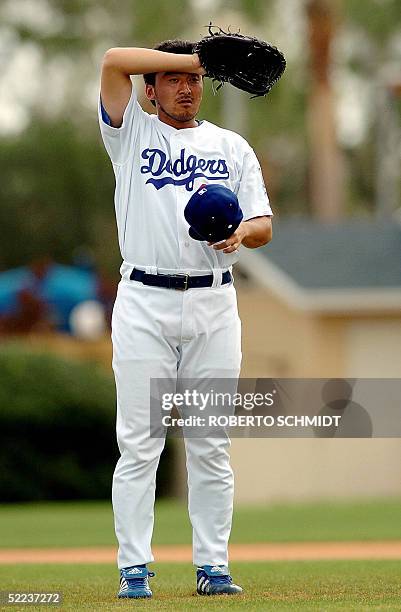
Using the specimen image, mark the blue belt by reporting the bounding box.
[130,268,232,291]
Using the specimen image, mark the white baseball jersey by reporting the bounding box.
[98,79,273,278]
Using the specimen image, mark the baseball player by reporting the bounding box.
[98,39,273,599]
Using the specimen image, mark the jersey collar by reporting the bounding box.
[151,114,208,137]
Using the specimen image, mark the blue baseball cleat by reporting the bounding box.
[117,565,155,599]
[196,565,243,595]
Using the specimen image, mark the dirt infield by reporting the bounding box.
[2,541,401,564]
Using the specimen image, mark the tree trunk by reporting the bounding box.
[307,0,344,221]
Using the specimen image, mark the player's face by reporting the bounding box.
[146,72,203,128]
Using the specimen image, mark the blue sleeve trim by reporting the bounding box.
[100,98,112,126]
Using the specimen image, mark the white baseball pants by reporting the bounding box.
[111,275,242,569]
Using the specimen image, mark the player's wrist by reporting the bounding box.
[239,221,253,248]
[192,53,206,75]
[239,221,250,239]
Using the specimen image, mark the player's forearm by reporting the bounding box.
[102,47,202,76]
[241,217,272,248]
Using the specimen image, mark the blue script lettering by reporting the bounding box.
[140,147,229,191]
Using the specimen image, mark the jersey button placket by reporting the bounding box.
[172,135,192,270]
[178,191,192,269]
[169,134,184,267]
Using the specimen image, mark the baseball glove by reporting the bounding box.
[194,24,286,97]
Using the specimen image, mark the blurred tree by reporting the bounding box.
[343,0,401,49]
[0,0,195,271]
[0,117,118,274]
[341,0,401,217]
[237,0,268,22]
[0,0,400,275]
[0,0,195,126]
[306,0,344,221]
[222,0,309,215]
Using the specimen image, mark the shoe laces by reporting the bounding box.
[209,573,233,586]
[125,571,155,590]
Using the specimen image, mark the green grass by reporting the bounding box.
[1,561,401,610]
[1,498,401,549]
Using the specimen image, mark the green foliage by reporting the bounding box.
[345,144,376,215]
[237,0,272,22]
[0,119,119,273]
[0,344,174,502]
[129,1,195,47]
[344,0,401,45]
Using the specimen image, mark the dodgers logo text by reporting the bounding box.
[140,147,229,191]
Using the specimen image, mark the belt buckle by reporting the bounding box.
[171,273,189,291]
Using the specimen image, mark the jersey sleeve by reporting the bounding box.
[236,147,273,220]
[98,79,146,165]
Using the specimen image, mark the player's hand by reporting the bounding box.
[207,222,249,254]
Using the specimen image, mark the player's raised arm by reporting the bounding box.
[100,47,204,127]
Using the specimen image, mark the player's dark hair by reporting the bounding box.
[143,39,196,86]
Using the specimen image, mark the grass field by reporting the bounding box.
[1,561,401,610]
[1,498,401,549]
[1,499,401,609]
